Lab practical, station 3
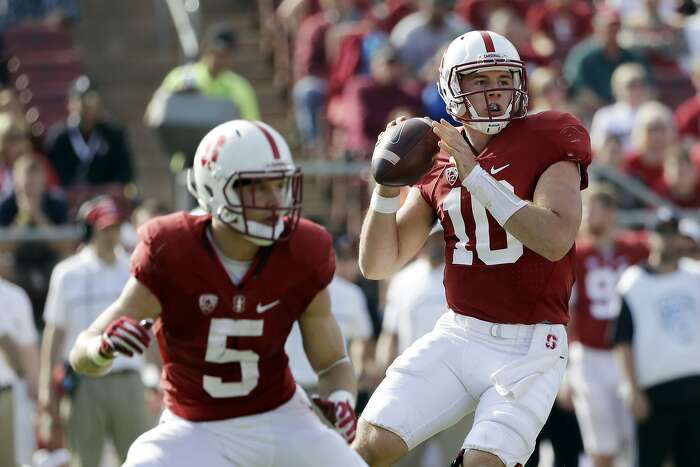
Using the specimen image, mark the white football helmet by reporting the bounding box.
[187,120,302,246]
[438,30,528,135]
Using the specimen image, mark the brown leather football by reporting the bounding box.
[371,117,439,186]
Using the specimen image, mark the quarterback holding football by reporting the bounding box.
[355,30,592,467]
[69,120,367,466]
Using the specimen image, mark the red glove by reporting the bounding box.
[312,392,357,443]
[100,317,152,358]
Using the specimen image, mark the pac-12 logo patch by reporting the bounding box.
[445,166,459,186]
[199,294,218,315]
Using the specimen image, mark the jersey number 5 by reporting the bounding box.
[203,318,262,398]
[442,185,523,265]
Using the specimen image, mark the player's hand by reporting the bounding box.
[100,317,152,358]
[37,409,63,450]
[376,116,408,143]
[629,389,651,422]
[431,118,477,182]
[312,395,357,443]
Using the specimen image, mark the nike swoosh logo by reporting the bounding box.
[256,300,280,313]
[490,164,510,175]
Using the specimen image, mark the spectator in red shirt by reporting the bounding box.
[341,45,421,159]
[526,0,593,69]
[653,149,700,208]
[454,0,528,30]
[292,2,340,153]
[622,101,678,190]
[331,45,421,234]
[292,0,368,154]
[674,57,700,144]
[374,0,416,33]
[487,8,552,71]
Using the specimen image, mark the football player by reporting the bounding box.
[69,120,367,467]
[568,186,648,467]
[354,30,592,467]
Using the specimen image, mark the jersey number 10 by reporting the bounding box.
[442,185,524,266]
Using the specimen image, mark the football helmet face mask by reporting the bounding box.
[438,30,528,135]
[187,120,302,246]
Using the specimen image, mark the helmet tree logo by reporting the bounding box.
[233,294,246,313]
[201,134,227,171]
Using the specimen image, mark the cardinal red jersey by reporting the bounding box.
[416,111,592,325]
[570,232,648,349]
[131,213,335,421]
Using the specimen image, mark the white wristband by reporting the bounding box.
[328,389,357,409]
[370,191,401,214]
[463,165,527,226]
[317,355,351,377]
[86,335,114,368]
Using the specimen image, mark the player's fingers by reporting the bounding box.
[438,140,460,157]
[111,331,146,355]
[431,121,460,144]
[123,321,151,345]
[106,336,135,357]
[387,116,408,128]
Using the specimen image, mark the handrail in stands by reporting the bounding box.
[164,0,200,62]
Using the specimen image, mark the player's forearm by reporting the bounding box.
[19,344,40,401]
[504,204,577,261]
[317,360,358,401]
[374,332,398,374]
[359,186,403,280]
[38,327,64,409]
[614,344,641,392]
[359,213,401,280]
[69,330,113,377]
[0,335,22,373]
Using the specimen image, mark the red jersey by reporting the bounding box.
[131,213,335,421]
[416,111,592,325]
[570,232,648,349]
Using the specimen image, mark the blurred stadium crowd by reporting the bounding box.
[2,0,700,466]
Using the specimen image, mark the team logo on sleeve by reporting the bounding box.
[560,125,585,144]
[233,294,247,313]
[199,294,219,315]
[445,166,459,186]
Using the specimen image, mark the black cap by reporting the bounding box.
[202,23,238,51]
[68,75,98,98]
[648,207,681,235]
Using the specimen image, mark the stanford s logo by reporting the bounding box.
[445,166,459,186]
[199,294,218,315]
[545,334,558,350]
[233,294,246,313]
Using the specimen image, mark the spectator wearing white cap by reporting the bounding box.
[38,196,152,467]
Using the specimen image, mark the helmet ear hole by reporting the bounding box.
[204,185,214,198]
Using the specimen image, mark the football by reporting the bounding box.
[371,117,440,186]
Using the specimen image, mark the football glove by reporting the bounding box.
[100,317,152,358]
[312,392,357,443]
